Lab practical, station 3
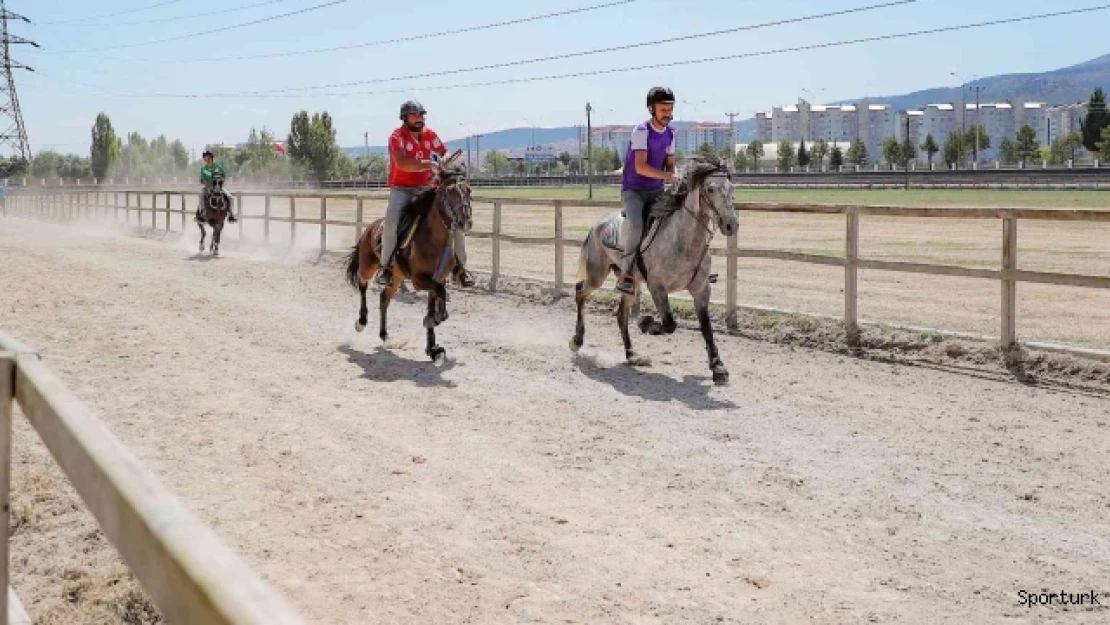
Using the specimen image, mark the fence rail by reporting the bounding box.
[4,189,1110,359]
[0,331,307,625]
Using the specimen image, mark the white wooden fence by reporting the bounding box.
[0,331,307,625]
[5,189,1110,359]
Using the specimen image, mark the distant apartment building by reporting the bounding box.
[591,125,635,157]
[755,112,772,143]
[675,122,734,154]
[1046,102,1088,142]
[1014,102,1050,145]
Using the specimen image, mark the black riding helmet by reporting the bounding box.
[399,100,426,120]
[202,150,214,159]
[646,87,675,108]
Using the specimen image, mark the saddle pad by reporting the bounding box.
[374,213,422,253]
[599,212,662,254]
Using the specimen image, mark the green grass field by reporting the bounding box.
[474,186,1110,209]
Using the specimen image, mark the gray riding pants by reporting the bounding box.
[380,187,467,267]
[620,188,663,274]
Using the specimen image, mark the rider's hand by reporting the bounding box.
[663,171,676,183]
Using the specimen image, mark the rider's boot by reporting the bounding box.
[228,210,238,224]
[615,272,636,295]
[375,258,395,287]
[454,263,476,288]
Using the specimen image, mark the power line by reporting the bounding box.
[57,0,347,52]
[221,0,916,96]
[66,4,1110,100]
[36,0,298,29]
[42,0,187,26]
[61,0,639,63]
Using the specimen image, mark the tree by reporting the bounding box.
[797,138,810,168]
[356,153,387,178]
[943,130,965,168]
[881,136,903,169]
[964,124,991,162]
[776,139,796,170]
[286,110,340,181]
[811,139,829,168]
[998,138,1018,166]
[733,149,749,172]
[90,113,120,180]
[1015,125,1040,167]
[1048,132,1083,165]
[1081,88,1109,153]
[829,145,844,169]
[484,151,508,176]
[558,151,573,168]
[921,134,940,167]
[0,157,28,179]
[169,139,189,171]
[846,138,868,166]
[901,134,917,166]
[696,142,716,157]
[1098,126,1110,163]
[746,140,764,162]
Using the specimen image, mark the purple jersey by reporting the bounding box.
[622,121,675,191]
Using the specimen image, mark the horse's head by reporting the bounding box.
[432,149,472,232]
[681,154,738,237]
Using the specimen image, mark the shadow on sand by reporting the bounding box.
[573,354,735,411]
[338,344,458,389]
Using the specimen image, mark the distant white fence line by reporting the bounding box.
[0,331,307,625]
[5,189,1110,361]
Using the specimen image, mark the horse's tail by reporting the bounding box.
[344,243,361,289]
[576,228,592,283]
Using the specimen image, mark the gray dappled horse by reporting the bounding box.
[570,154,739,385]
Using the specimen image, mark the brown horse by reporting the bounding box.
[344,152,472,361]
[198,172,232,256]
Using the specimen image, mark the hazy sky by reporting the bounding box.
[13,0,1106,155]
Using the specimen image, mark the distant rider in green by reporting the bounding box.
[197,150,237,223]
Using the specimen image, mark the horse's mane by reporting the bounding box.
[403,161,469,215]
[651,153,729,217]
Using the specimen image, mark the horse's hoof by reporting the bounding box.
[638,316,655,334]
[355,320,366,333]
[712,366,730,386]
[626,354,652,367]
[427,346,446,362]
[569,337,582,353]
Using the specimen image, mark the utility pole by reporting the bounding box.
[725,111,738,163]
[364,131,369,158]
[974,85,981,170]
[0,0,37,162]
[586,102,593,200]
[903,114,911,190]
[466,134,471,171]
[576,124,583,176]
[474,133,483,175]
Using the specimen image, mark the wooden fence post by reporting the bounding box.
[0,351,11,625]
[354,197,363,243]
[263,195,271,244]
[490,201,502,291]
[237,194,244,241]
[180,195,186,231]
[554,200,564,290]
[1001,216,1017,350]
[845,207,860,344]
[164,192,170,231]
[124,192,130,226]
[319,196,327,255]
[290,197,296,246]
[726,232,738,330]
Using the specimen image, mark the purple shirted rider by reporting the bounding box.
[616,86,677,294]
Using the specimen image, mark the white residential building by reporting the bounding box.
[1047,102,1087,143]
[591,125,634,157]
[859,104,895,162]
[1014,102,1050,145]
[755,112,772,143]
[771,104,805,143]
[676,122,733,154]
[965,102,1015,162]
[809,104,859,145]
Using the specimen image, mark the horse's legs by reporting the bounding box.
[692,282,729,385]
[639,281,677,336]
[618,293,649,366]
[376,275,400,341]
[197,222,206,253]
[569,241,610,353]
[424,288,446,361]
[570,281,593,352]
[212,222,222,256]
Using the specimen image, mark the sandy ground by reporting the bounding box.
[11,191,1110,350]
[1,216,1109,624]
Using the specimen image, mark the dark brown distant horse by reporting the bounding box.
[198,171,231,256]
[344,151,472,361]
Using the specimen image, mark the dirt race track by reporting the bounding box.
[1,216,1109,624]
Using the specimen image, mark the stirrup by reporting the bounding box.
[615,273,636,294]
[375,265,394,286]
[455,267,475,288]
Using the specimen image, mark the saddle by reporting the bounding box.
[603,190,679,254]
[373,206,423,256]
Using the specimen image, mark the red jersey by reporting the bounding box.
[388,126,446,188]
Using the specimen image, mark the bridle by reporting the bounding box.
[683,168,733,237]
